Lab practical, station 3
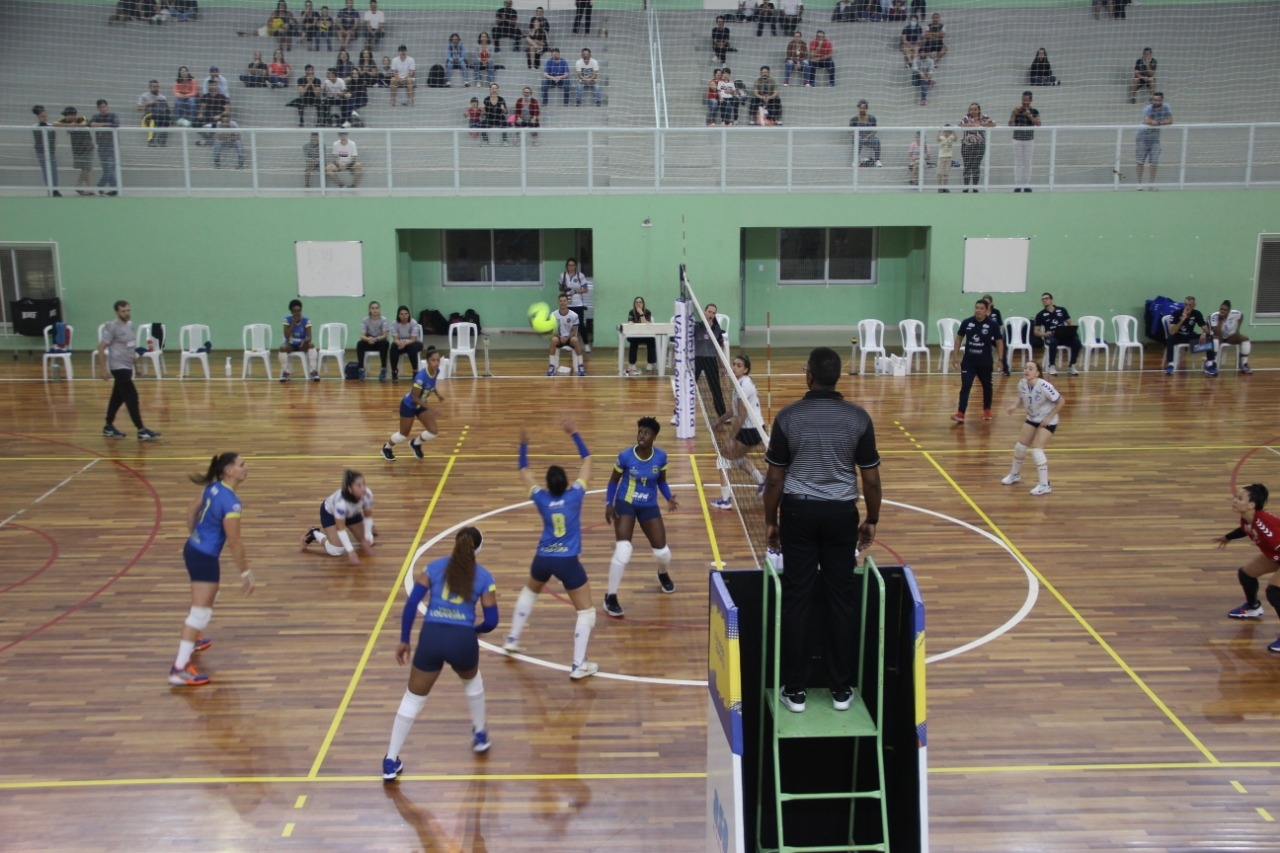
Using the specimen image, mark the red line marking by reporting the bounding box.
[1230,436,1280,494]
[0,433,163,654]
[0,524,60,594]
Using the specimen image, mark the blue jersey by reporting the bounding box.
[531,481,585,557]
[422,555,496,627]
[283,314,311,346]
[187,481,242,557]
[613,445,668,508]
[400,367,438,409]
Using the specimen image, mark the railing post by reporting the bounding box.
[1178,124,1188,189]
[1245,124,1256,187]
[786,127,793,192]
[520,127,528,193]
[852,133,860,192]
[453,129,461,194]
[1113,126,1123,191]
[386,128,394,193]
[250,130,260,195]
[587,129,594,189]
[720,127,727,191]
[181,127,192,197]
[1048,126,1057,191]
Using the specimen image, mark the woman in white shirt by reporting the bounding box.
[1001,360,1065,496]
[301,470,376,565]
[711,354,768,509]
[558,257,591,352]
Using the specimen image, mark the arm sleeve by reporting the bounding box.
[476,603,500,634]
[606,478,619,505]
[400,582,428,644]
[1224,527,1248,541]
[518,442,529,470]
[658,480,673,501]
[571,432,589,458]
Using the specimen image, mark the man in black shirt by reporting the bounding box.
[951,299,1004,423]
[711,16,732,66]
[1009,90,1040,192]
[492,0,521,51]
[1033,292,1079,376]
[89,99,120,195]
[1164,295,1209,375]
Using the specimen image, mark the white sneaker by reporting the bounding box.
[874,159,882,167]
[584,344,591,353]
[645,363,655,372]
[670,415,678,425]
[570,661,599,680]
[1030,483,1052,496]
[1001,473,1020,485]
[1046,365,1058,376]
[711,497,734,510]
[1069,366,1079,376]
[502,637,522,653]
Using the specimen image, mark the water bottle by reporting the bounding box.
[225,357,232,377]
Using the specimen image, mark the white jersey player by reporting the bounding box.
[1207,299,1253,375]
[301,470,376,565]
[546,293,586,377]
[712,354,769,510]
[1001,360,1065,497]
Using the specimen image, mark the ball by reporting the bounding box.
[175,118,191,127]
[527,302,555,334]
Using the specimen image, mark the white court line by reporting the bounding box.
[0,459,100,530]
[1265,446,1280,459]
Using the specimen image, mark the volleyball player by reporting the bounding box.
[383,527,498,781]
[1219,485,1280,652]
[280,298,319,382]
[1206,299,1253,375]
[300,469,376,565]
[170,453,253,686]
[712,354,767,510]
[382,345,445,461]
[503,419,599,680]
[602,416,679,617]
[1000,360,1065,496]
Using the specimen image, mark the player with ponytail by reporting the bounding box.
[300,469,376,565]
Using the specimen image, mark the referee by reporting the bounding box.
[763,346,881,714]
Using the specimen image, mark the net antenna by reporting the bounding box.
[679,265,770,570]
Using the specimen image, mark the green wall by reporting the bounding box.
[1,191,1277,350]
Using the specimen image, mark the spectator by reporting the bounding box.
[323,66,352,123]
[32,106,60,197]
[358,48,385,86]
[907,131,931,183]
[465,97,482,138]
[911,51,934,105]
[149,1,172,25]
[513,86,540,144]
[1113,0,1130,19]
[89,99,120,196]
[849,99,880,166]
[779,0,803,35]
[751,65,782,125]
[899,14,921,65]
[326,128,362,186]
[936,124,956,191]
[290,65,324,127]
[268,48,292,88]
[266,1,298,52]
[173,66,199,123]
[573,0,593,34]
[920,12,946,62]
[492,0,521,52]
[196,80,230,146]
[362,0,385,47]
[212,114,245,169]
[136,79,171,147]
[389,305,423,379]
[575,48,602,106]
[887,0,907,20]
[334,48,355,77]
[756,0,778,36]
[737,0,755,24]
[171,0,198,21]
[832,0,855,22]
[336,0,360,50]
[712,16,733,67]
[525,18,548,70]
[389,44,416,107]
[716,67,740,125]
[241,50,269,87]
[56,107,95,196]
[345,61,369,115]
[707,68,723,125]
[381,53,394,82]
[805,29,834,86]
[1136,91,1172,187]
[783,31,808,86]
[203,66,230,98]
[909,0,925,19]
[358,300,391,379]
[299,0,319,47]
[474,32,496,85]
[1091,0,1110,21]
[1129,47,1156,104]
[1029,47,1058,86]
[314,4,334,50]
[541,47,570,105]
[1009,90,1040,192]
[529,6,550,42]
[958,101,994,192]
[480,82,509,144]
[445,33,469,86]
[303,131,320,186]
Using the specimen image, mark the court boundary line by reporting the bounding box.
[0,458,99,529]
[687,453,726,571]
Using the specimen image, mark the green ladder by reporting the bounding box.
[756,555,890,853]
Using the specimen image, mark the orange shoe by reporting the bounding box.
[168,663,210,686]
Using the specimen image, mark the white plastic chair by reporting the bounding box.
[716,313,732,349]
[856,319,886,375]
[135,322,166,378]
[89,322,108,376]
[448,321,478,378]
[1111,314,1143,371]
[1216,339,1240,371]
[437,356,453,379]
[898,319,931,373]
[937,318,960,373]
[1161,315,1191,371]
[178,324,211,379]
[242,323,273,378]
[1004,317,1033,369]
[1077,316,1109,371]
[316,323,348,376]
[42,324,74,381]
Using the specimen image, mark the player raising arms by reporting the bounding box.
[1219,484,1280,651]
[301,469,376,565]
[383,526,498,782]
[170,453,254,687]
[711,353,767,510]
[1000,360,1065,496]
[503,419,599,680]
[602,416,679,617]
[382,345,445,461]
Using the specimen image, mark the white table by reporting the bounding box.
[617,322,676,377]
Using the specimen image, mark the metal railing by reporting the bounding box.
[6,122,1279,196]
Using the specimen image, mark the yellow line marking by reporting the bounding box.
[282,823,295,837]
[1259,808,1275,822]
[0,771,708,791]
[294,795,307,808]
[688,454,724,571]
[306,454,460,779]
[1231,780,1247,793]
[918,446,1219,764]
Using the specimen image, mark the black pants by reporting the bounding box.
[961,142,985,187]
[779,496,860,692]
[958,358,993,413]
[756,10,777,35]
[357,339,389,370]
[1047,333,1081,367]
[106,368,144,430]
[695,355,726,416]
[569,307,587,344]
[573,0,592,33]
[390,341,423,374]
[628,337,656,366]
[1164,332,1198,366]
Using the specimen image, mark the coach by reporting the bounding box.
[763,346,881,715]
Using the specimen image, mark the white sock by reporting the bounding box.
[508,587,537,642]
[1010,442,1026,477]
[653,546,672,573]
[389,432,406,445]
[174,639,195,669]
[1032,448,1049,486]
[744,460,765,485]
[608,541,632,595]
[278,351,289,371]
[313,529,329,544]
[720,482,732,501]
[462,673,486,732]
[573,608,594,668]
[307,349,318,371]
[387,689,428,760]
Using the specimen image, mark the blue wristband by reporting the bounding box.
[400,582,428,644]
[606,479,618,506]
[518,442,529,470]
[571,432,589,458]
[658,480,673,501]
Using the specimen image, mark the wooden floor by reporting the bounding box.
[1,346,1278,852]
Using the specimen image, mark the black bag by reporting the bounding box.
[418,308,449,336]
[344,361,361,380]
[448,311,463,325]
[11,297,61,337]
[463,308,482,333]
[426,64,448,88]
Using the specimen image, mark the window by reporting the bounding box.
[778,228,876,284]
[444,230,542,286]
[1255,234,1280,318]
[0,244,59,330]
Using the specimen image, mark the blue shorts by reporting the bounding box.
[615,501,662,523]
[412,621,479,673]
[320,504,364,529]
[530,555,589,590]
[399,399,426,419]
[183,540,221,584]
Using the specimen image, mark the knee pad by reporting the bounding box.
[1013,442,1027,460]
[463,672,485,697]
[516,586,538,611]
[612,540,633,565]
[652,546,672,564]
[324,539,346,557]
[1241,340,1252,355]
[185,606,213,632]
[1267,585,1280,612]
[390,432,406,445]
[419,431,437,442]
[1031,448,1047,466]
[397,688,428,718]
[576,607,597,632]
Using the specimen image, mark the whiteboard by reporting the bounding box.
[962,238,1029,294]
[295,241,364,297]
